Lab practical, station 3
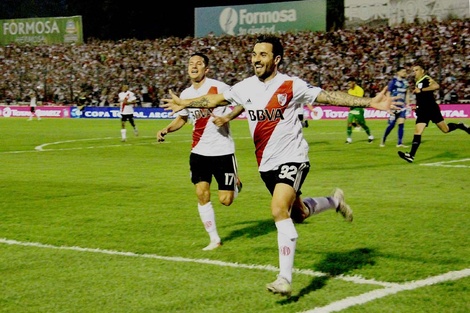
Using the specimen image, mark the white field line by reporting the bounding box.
[420,158,470,168]
[0,135,253,154]
[2,237,469,313]
[0,238,397,289]
[300,268,470,313]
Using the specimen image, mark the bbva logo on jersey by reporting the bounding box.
[247,109,284,121]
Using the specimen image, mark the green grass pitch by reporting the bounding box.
[1,117,469,313]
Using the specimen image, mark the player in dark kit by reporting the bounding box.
[398,63,470,163]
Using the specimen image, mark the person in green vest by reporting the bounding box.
[345,77,374,144]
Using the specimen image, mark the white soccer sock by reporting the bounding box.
[121,129,126,140]
[275,218,298,283]
[198,202,220,243]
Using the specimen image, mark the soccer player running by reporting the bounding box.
[380,67,411,147]
[28,90,41,121]
[398,63,470,163]
[156,52,243,251]
[162,35,394,297]
[119,84,138,142]
[345,77,374,144]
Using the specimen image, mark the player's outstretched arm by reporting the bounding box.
[315,86,394,111]
[162,89,229,115]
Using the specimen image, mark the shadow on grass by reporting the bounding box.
[279,247,377,304]
[222,219,275,242]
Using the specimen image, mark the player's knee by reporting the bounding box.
[271,205,289,221]
[219,193,234,206]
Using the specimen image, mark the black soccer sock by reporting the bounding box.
[450,122,470,134]
[448,123,458,132]
[410,134,421,157]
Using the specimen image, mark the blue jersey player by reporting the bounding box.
[380,67,410,147]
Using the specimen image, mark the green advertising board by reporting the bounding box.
[195,0,326,37]
[0,16,83,46]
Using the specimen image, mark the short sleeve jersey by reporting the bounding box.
[30,96,37,107]
[387,76,409,108]
[223,73,322,172]
[348,85,364,112]
[348,85,364,98]
[119,90,137,115]
[415,75,439,113]
[178,77,235,156]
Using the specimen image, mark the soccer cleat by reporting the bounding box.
[266,276,292,297]
[458,122,470,134]
[396,144,408,148]
[379,141,385,147]
[134,128,139,136]
[345,138,352,144]
[449,122,470,134]
[398,151,414,163]
[202,241,222,251]
[333,188,353,222]
[368,135,374,143]
[121,138,127,142]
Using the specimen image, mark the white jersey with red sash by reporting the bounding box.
[119,90,137,114]
[223,73,322,172]
[178,77,234,156]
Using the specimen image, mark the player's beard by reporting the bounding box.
[254,61,275,82]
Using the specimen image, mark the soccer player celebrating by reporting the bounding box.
[156,53,243,251]
[162,35,395,297]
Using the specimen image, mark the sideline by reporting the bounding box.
[1,238,469,312]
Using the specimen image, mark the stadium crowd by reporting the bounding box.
[0,18,468,106]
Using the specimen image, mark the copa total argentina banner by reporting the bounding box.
[0,16,83,46]
[195,0,326,37]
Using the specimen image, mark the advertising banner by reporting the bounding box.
[195,0,326,37]
[303,104,470,120]
[0,105,71,118]
[0,16,83,46]
[1,105,468,120]
[71,107,176,119]
[345,0,469,28]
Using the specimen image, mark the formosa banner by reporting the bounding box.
[195,0,326,37]
[0,16,83,46]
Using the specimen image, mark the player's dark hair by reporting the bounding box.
[413,61,426,70]
[190,52,209,67]
[255,35,284,64]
